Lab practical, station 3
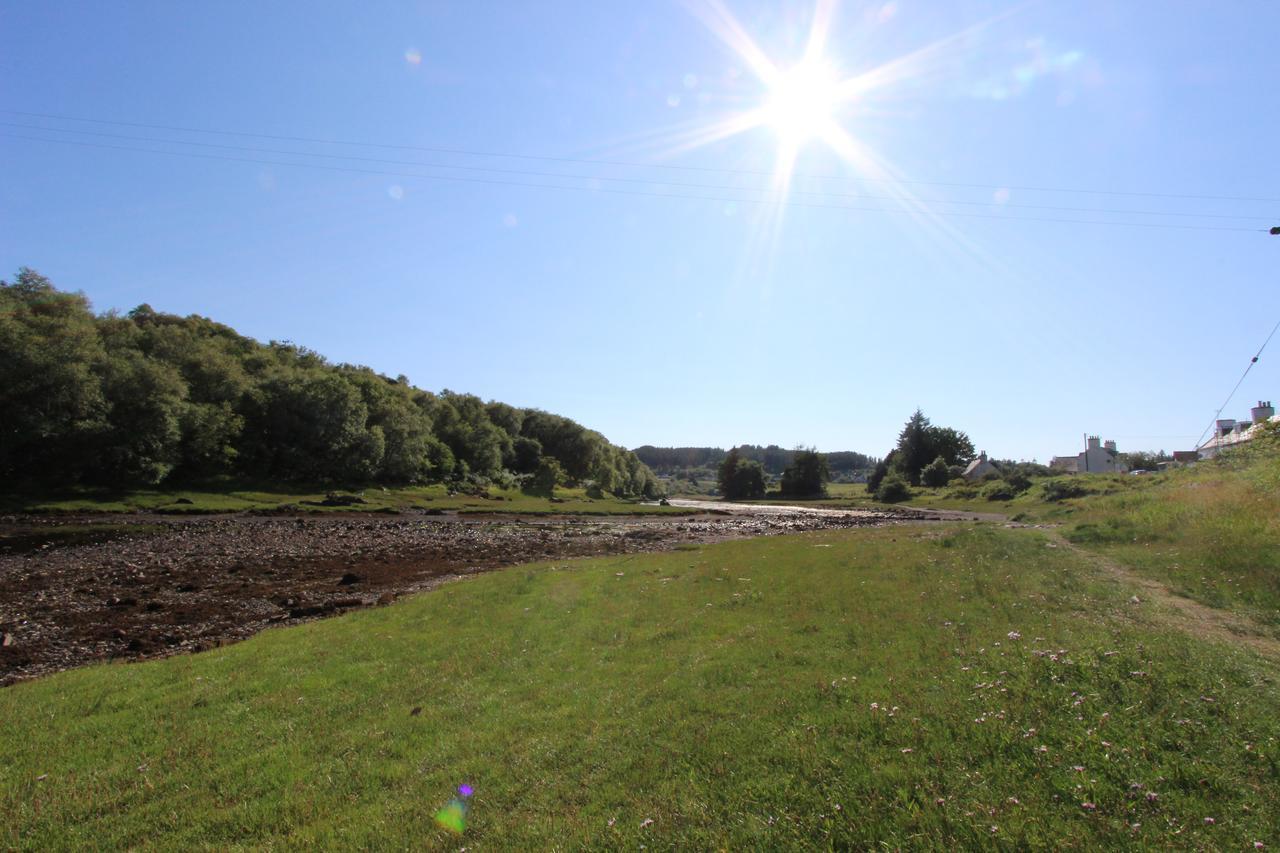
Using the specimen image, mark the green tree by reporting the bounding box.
[0,270,107,482]
[523,457,563,497]
[779,447,829,497]
[891,410,975,485]
[718,448,766,500]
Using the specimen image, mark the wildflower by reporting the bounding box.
[1007,797,1019,805]
[1007,631,1021,640]
[1146,792,1159,802]
[640,818,654,828]
[901,748,913,754]
[1254,842,1264,849]
[1073,766,1085,772]
[989,825,998,834]
[870,703,879,711]
[1081,802,1096,811]
[935,798,945,805]
[607,818,616,827]
[1203,817,1215,825]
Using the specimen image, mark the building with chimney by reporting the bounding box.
[961,451,998,482]
[1049,436,1128,474]
[1196,401,1277,459]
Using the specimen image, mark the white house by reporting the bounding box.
[1197,401,1277,459]
[1050,436,1128,474]
[961,451,998,482]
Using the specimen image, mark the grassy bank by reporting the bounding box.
[0,482,685,517]
[4,524,1277,848]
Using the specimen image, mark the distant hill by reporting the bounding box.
[0,268,659,496]
[633,445,876,477]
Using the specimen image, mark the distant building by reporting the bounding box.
[1049,436,1128,474]
[1196,401,1277,459]
[961,451,998,482]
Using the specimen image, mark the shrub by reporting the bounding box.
[920,456,950,488]
[1005,471,1032,494]
[982,480,1016,501]
[1041,478,1090,502]
[875,476,912,503]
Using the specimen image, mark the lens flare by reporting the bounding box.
[433,784,474,834]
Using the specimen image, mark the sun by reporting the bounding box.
[761,60,843,145]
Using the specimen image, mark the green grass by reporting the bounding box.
[0,481,686,517]
[1056,438,1280,625]
[4,524,1278,848]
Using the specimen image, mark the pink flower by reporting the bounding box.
[1081,802,1096,811]
[1203,817,1215,825]
[1073,766,1085,772]
[1145,792,1159,802]
[900,748,913,754]
[1007,631,1022,640]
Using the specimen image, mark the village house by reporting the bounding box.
[961,451,998,482]
[1196,401,1277,459]
[1049,436,1129,474]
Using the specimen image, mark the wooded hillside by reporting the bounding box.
[0,269,659,496]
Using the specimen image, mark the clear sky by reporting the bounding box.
[3,1,1278,461]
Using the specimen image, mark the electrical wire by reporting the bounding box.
[2,121,1271,223]
[5,107,1279,205]
[2,132,1269,234]
[1194,317,1280,448]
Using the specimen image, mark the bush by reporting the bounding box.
[875,476,912,503]
[1041,478,1090,502]
[1004,471,1032,494]
[982,480,1016,501]
[920,456,950,488]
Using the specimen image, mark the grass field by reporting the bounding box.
[0,481,685,517]
[4,521,1278,848]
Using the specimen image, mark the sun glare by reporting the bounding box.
[762,61,842,144]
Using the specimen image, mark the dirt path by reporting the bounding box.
[1045,530,1280,661]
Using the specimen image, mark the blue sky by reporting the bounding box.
[3,1,1278,461]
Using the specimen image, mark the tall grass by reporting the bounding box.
[1063,430,1280,622]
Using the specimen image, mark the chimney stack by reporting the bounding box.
[1252,401,1275,424]
[1104,440,1117,452]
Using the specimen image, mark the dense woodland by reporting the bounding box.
[634,445,874,477]
[0,269,660,496]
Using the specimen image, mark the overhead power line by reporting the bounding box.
[4,107,1280,205]
[2,132,1268,234]
[1194,317,1280,448]
[3,121,1271,224]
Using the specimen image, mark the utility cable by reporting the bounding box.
[1194,317,1280,448]
[3,121,1270,223]
[2,132,1268,234]
[4,107,1279,205]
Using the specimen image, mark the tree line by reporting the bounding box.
[634,444,874,476]
[0,269,660,496]
[716,447,830,500]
